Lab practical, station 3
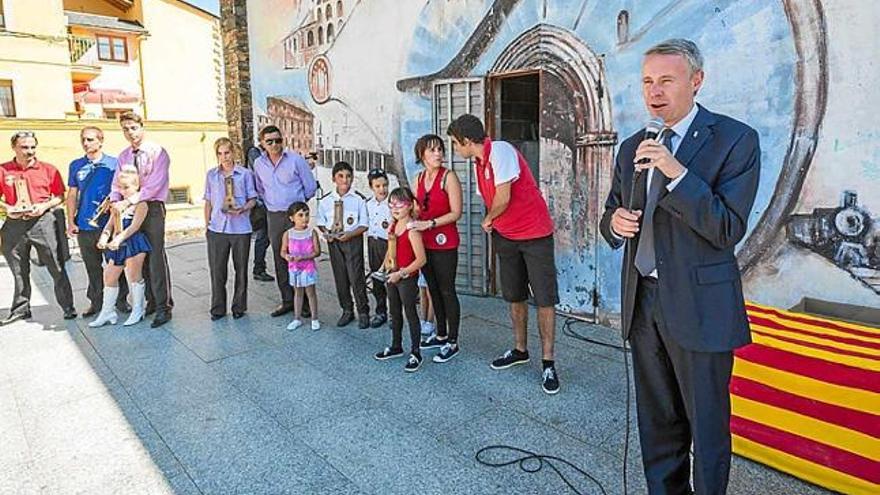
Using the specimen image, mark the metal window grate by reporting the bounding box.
[167,187,190,205]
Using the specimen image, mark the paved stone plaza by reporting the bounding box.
[0,239,830,494]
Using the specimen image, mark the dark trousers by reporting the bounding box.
[367,237,388,316]
[252,224,270,275]
[78,229,128,310]
[267,211,294,305]
[328,234,369,316]
[207,231,251,316]
[140,201,173,313]
[630,277,734,495]
[1,213,74,314]
[421,249,461,342]
[388,276,421,354]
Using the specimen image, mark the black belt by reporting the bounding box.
[639,275,659,287]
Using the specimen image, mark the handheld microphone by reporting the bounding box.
[627,117,665,212]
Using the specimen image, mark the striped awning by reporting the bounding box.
[732,303,879,494]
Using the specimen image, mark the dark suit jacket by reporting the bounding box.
[600,105,761,352]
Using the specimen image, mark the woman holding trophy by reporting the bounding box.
[89,165,151,327]
[203,138,258,320]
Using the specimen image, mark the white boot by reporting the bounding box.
[123,280,146,326]
[88,287,119,328]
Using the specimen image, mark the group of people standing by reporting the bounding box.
[0,112,173,329]
[0,37,759,494]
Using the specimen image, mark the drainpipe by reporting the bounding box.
[137,34,148,119]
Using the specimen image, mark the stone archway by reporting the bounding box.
[489,23,617,316]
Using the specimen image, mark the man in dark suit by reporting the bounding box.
[600,39,760,494]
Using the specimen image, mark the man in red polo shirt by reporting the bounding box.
[447,114,560,395]
[0,131,76,325]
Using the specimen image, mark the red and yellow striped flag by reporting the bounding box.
[732,303,880,494]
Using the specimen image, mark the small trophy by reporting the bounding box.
[114,208,124,236]
[371,229,398,283]
[7,177,35,216]
[87,197,111,228]
[221,176,237,212]
[99,208,126,250]
[328,199,345,240]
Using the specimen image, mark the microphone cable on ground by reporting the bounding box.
[473,316,634,495]
[475,445,608,495]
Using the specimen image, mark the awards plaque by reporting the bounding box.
[328,200,345,239]
[7,177,36,215]
[221,176,237,212]
[371,229,398,283]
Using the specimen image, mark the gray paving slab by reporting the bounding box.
[0,239,833,494]
[291,400,503,495]
[144,395,359,495]
[211,346,372,429]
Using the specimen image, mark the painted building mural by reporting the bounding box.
[245,0,880,322]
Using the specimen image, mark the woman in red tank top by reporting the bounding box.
[374,187,427,372]
[411,134,463,363]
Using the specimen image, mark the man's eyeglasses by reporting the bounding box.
[264,138,284,145]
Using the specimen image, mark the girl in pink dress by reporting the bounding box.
[281,201,321,331]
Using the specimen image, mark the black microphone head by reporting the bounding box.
[644,117,665,141]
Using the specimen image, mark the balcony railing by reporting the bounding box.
[68,35,96,64]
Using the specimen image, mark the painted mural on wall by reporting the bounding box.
[246,0,880,320]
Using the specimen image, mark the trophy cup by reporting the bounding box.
[7,177,35,216]
[87,197,112,228]
[98,207,126,250]
[328,199,345,240]
[221,176,238,212]
[371,230,398,283]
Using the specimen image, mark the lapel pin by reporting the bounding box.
[693,130,699,138]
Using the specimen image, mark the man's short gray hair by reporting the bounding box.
[645,39,703,74]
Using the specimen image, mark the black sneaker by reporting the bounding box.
[433,343,460,363]
[542,365,560,395]
[420,334,447,350]
[490,349,530,370]
[374,347,404,361]
[404,353,423,372]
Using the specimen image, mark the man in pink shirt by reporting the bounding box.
[110,112,173,328]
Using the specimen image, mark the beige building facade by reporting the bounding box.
[0,0,227,214]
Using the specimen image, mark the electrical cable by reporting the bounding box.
[473,316,634,494]
[475,445,608,495]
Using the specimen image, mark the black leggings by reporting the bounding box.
[388,276,421,355]
[421,249,461,343]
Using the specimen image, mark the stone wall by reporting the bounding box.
[219,0,253,162]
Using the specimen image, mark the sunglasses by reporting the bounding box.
[264,138,283,145]
[368,167,387,179]
[389,199,413,209]
[14,131,35,139]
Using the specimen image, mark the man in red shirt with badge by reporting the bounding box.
[447,115,560,394]
[0,131,76,325]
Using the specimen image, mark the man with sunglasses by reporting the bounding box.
[253,125,318,317]
[1,131,77,325]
